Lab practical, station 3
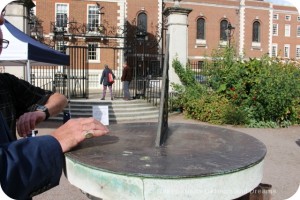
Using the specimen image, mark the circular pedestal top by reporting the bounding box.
[66,123,266,178]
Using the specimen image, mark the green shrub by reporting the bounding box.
[170,59,206,112]
[171,48,300,127]
[206,49,300,127]
[223,106,249,125]
[184,93,229,124]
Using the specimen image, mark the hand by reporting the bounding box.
[17,111,46,137]
[51,117,109,153]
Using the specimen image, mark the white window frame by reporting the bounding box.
[88,43,100,63]
[285,24,291,37]
[272,44,278,57]
[296,45,300,59]
[285,15,291,21]
[55,41,66,54]
[273,24,278,36]
[297,25,300,37]
[55,3,69,32]
[273,14,279,20]
[284,44,290,58]
[87,4,100,33]
[298,16,300,21]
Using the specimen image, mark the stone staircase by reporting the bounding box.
[49,98,160,124]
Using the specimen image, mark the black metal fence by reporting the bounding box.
[30,66,68,95]
[29,53,164,106]
[126,52,164,106]
[187,61,210,85]
[30,46,89,99]
[67,46,89,99]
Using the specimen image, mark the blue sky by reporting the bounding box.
[266,0,300,14]
[266,0,292,6]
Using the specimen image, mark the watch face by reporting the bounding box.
[36,105,47,112]
[35,104,50,120]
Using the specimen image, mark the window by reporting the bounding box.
[137,12,147,33]
[252,21,260,42]
[285,24,291,37]
[297,26,300,37]
[272,44,278,57]
[285,15,291,21]
[220,19,228,41]
[88,43,99,61]
[273,24,278,36]
[273,14,279,20]
[298,16,300,21]
[284,44,290,58]
[56,41,66,54]
[88,5,100,32]
[197,18,205,40]
[56,4,68,28]
[296,46,300,58]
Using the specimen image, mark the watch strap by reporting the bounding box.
[44,108,50,120]
[35,104,50,120]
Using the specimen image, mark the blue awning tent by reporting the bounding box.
[0,17,71,112]
[0,20,70,67]
[0,20,70,81]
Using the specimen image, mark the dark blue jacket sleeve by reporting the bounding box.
[0,136,64,199]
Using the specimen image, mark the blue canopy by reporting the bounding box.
[0,20,70,66]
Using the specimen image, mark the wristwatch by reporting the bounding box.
[35,104,50,120]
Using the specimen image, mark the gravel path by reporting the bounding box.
[33,114,300,200]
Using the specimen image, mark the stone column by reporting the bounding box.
[163,2,192,88]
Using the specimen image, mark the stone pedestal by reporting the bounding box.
[65,123,266,200]
[163,6,192,89]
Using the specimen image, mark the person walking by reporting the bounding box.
[100,64,115,100]
[121,62,133,101]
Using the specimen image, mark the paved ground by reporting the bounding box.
[33,113,300,200]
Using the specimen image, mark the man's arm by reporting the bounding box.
[0,117,109,199]
[17,93,68,137]
[44,92,68,117]
[0,136,64,199]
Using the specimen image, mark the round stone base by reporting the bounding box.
[65,123,266,200]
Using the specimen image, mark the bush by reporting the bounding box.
[223,106,249,125]
[170,59,206,111]
[171,48,300,127]
[184,93,229,124]
[206,49,300,127]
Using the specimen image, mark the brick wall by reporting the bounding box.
[33,0,300,67]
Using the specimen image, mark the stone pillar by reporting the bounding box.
[163,3,192,88]
[239,0,245,58]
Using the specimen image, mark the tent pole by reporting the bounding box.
[26,60,31,82]
[67,65,71,118]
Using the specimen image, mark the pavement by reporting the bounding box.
[33,113,300,200]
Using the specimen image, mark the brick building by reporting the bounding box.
[3,0,300,92]
[26,0,299,65]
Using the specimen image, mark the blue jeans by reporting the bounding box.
[123,81,131,99]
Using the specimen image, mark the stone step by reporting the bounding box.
[49,99,159,123]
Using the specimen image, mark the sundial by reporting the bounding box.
[64,36,267,200]
[0,1,266,199]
